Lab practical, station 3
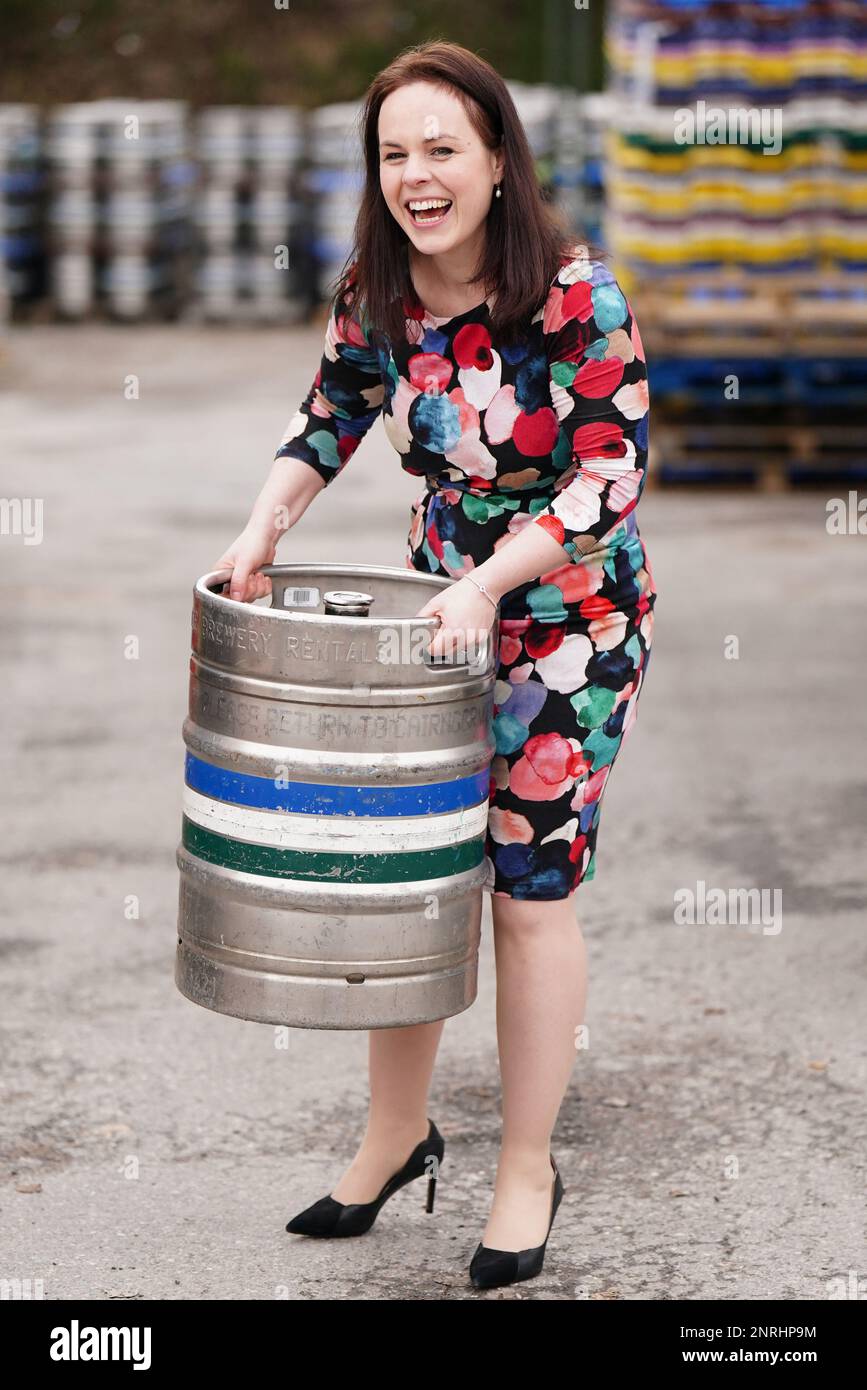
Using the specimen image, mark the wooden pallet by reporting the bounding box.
[647,420,867,489]
[632,271,867,357]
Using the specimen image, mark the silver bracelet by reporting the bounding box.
[465,572,499,610]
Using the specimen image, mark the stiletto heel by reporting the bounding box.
[469,1153,564,1290]
[285,1118,445,1238]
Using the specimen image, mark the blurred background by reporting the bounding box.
[1,0,865,484]
[3,0,866,1304]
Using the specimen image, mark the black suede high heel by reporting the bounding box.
[469,1154,564,1290]
[285,1119,445,1238]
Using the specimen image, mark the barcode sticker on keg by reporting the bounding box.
[281,586,320,609]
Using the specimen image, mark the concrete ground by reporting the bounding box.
[1,321,865,1302]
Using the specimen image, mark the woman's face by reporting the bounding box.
[378,81,503,259]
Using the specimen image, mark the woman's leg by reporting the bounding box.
[482,894,587,1249]
[330,1019,446,1202]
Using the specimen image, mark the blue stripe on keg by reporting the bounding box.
[184,752,489,815]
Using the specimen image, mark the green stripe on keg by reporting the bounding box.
[182,815,485,883]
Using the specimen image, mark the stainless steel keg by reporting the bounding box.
[175,562,497,1029]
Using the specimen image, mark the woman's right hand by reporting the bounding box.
[211,520,278,603]
[211,457,326,602]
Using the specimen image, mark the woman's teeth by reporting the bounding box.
[407,199,453,226]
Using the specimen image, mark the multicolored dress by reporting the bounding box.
[274,244,657,900]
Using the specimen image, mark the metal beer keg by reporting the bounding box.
[175,562,497,1029]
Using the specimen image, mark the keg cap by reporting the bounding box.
[322,589,375,617]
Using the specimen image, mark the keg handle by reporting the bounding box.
[198,569,491,669]
[204,568,233,595]
[202,570,368,614]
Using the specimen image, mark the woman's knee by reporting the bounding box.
[490,893,579,938]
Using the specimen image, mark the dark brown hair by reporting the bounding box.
[329,39,608,349]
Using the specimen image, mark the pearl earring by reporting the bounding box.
[495,184,502,198]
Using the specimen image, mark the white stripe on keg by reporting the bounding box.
[182,786,489,853]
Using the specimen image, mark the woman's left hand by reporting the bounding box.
[414,576,500,664]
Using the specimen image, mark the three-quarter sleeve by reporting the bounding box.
[531,256,650,561]
[273,269,385,488]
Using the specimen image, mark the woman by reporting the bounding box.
[213,40,657,1291]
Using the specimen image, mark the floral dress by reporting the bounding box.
[274,244,657,900]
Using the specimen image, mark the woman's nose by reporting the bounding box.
[401,153,429,183]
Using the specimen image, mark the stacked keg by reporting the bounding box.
[192,105,308,322]
[507,81,558,190]
[0,105,43,322]
[44,99,193,320]
[244,107,307,321]
[306,102,365,302]
[553,90,618,249]
[510,79,612,246]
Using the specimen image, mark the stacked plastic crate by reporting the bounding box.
[603,0,867,485]
[193,105,308,322]
[44,100,195,321]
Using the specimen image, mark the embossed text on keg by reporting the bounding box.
[198,614,490,668]
[197,686,485,743]
[199,613,275,654]
[200,616,379,662]
[284,634,378,663]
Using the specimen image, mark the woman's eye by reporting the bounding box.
[383,147,454,161]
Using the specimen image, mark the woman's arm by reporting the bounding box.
[271,270,385,489]
[214,269,385,601]
[455,520,580,606]
[250,455,327,543]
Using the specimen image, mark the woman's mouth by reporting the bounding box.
[406,198,453,228]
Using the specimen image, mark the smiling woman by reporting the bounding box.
[337,40,610,346]
[375,79,506,318]
[213,38,657,1295]
[381,136,460,227]
[405,197,453,227]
